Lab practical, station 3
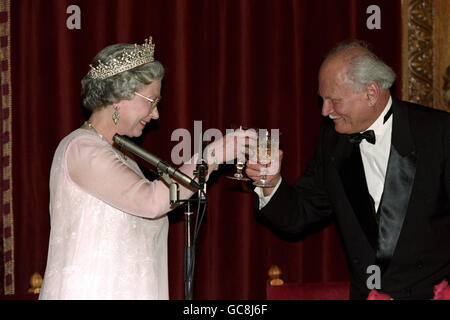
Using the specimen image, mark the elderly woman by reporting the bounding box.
[39,37,248,299]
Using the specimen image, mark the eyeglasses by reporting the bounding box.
[135,92,161,110]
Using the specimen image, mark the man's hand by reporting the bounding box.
[246,149,283,196]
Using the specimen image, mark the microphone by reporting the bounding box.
[113,134,201,190]
[194,133,208,199]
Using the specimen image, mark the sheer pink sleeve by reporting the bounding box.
[65,135,200,219]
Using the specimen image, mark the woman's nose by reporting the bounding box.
[150,107,159,120]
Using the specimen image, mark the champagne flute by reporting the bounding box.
[253,129,279,188]
[226,125,251,181]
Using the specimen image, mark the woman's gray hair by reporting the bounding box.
[328,40,396,93]
[81,43,165,111]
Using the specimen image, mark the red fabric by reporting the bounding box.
[366,290,392,300]
[267,279,450,300]
[366,280,450,300]
[267,282,350,300]
[433,280,450,300]
[10,0,402,298]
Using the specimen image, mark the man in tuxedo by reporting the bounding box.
[246,41,450,299]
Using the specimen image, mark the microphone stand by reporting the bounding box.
[152,162,207,301]
[151,168,203,301]
[183,199,194,300]
[112,134,207,300]
[182,159,208,300]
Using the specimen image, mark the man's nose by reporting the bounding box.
[321,100,333,117]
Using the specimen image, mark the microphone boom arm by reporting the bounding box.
[113,134,201,191]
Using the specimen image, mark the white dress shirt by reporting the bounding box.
[256,96,393,213]
[360,96,393,212]
[255,176,282,210]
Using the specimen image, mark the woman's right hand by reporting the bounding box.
[204,128,257,164]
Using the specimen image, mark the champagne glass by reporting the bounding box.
[226,125,251,181]
[253,129,279,188]
[227,158,251,181]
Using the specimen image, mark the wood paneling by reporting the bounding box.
[402,0,450,111]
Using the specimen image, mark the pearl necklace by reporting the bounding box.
[85,121,105,140]
[84,121,127,160]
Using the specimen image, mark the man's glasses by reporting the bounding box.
[135,92,161,110]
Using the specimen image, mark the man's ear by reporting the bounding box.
[365,82,380,107]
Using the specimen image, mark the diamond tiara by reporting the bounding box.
[88,37,155,80]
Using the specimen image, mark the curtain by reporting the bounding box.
[9,0,402,299]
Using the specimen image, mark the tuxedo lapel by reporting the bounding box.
[337,142,379,252]
[376,99,417,272]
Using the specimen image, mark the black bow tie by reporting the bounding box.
[348,130,376,145]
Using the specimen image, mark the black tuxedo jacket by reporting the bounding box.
[257,98,450,299]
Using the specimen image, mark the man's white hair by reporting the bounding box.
[328,40,396,93]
